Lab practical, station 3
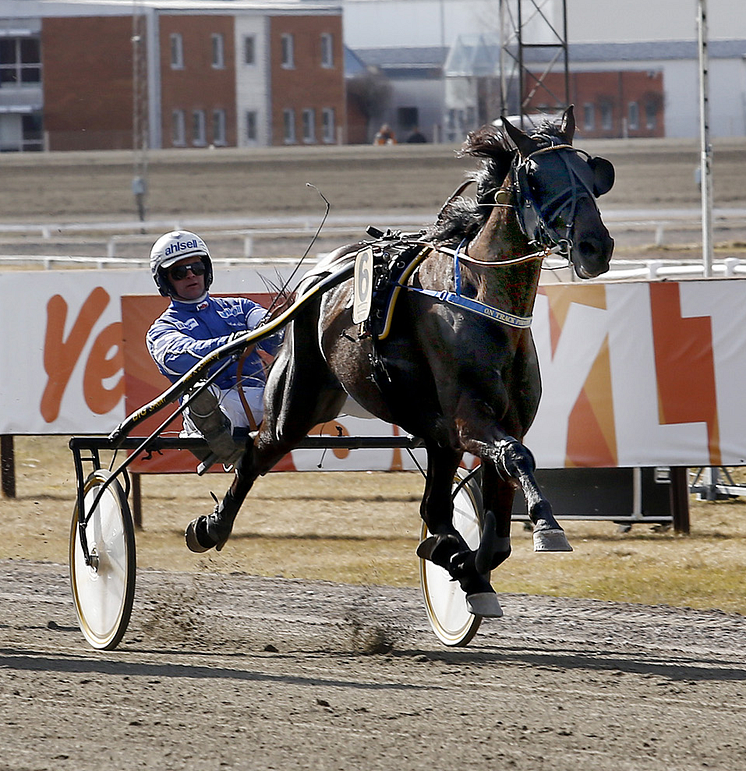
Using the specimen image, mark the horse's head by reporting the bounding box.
[502,107,615,279]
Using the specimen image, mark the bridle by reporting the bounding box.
[398,139,604,330]
[511,141,599,258]
[443,140,600,271]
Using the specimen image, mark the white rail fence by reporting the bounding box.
[1,209,745,277]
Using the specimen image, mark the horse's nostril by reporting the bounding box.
[578,235,613,260]
[578,239,600,258]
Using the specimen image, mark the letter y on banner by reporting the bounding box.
[41,287,123,423]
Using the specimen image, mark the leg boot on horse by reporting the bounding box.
[495,436,572,552]
[185,476,242,553]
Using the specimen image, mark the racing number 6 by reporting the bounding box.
[352,246,374,324]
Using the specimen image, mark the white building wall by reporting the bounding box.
[566,0,746,44]
[387,77,445,141]
[709,59,746,138]
[662,60,700,138]
[343,0,501,49]
[234,15,270,147]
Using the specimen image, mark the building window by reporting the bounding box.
[281,34,294,68]
[302,109,315,143]
[628,101,639,131]
[283,109,295,143]
[243,35,255,65]
[246,110,258,142]
[172,109,186,146]
[211,33,225,69]
[322,108,335,143]
[583,103,595,131]
[170,33,184,69]
[0,37,41,86]
[645,100,657,130]
[600,102,613,131]
[320,33,333,68]
[193,109,206,146]
[213,109,226,146]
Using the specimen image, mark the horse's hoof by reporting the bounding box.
[185,517,216,553]
[416,533,460,564]
[466,592,503,618]
[533,528,573,552]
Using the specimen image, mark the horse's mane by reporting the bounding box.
[427,117,565,244]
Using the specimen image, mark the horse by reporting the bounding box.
[184,106,615,617]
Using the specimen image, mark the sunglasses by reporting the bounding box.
[168,261,206,281]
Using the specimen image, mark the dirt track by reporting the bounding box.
[2,559,746,770]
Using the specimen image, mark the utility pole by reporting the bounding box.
[697,0,714,278]
[132,0,149,232]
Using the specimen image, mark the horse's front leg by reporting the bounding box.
[415,444,503,617]
[184,428,289,553]
[485,434,572,552]
[480,461,515,568]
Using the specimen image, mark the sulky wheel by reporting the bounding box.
[69,469,136,650]
[419,466,485,646]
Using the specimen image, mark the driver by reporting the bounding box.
[146,230,282,468]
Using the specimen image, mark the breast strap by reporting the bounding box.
[398,240,533,329]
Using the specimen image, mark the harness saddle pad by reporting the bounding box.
[362,237,432,340]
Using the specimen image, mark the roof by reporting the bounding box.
[0,0,342,19]
[354,46,448,70]
[442,34,746,77]
[344,45,368,78]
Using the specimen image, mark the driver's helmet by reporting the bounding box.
[149,230,213,297]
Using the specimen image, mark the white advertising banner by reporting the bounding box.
[3,269,746,469]
[526,279,746,468]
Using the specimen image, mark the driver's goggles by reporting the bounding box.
[169,261,206,280]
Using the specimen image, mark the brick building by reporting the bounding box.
[0,0,345,151]
[524,70,665,139]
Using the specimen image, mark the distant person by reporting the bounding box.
[405,127,427,144]
[146,230,283,467]
[373,123,396,145]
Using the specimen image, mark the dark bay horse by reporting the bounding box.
[185,107,615,617]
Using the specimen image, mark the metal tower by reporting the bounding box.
[498,0,570,128]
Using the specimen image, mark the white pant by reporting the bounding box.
[183,384,264,436]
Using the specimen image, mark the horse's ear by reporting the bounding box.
[500,116,538,158]
[560,105,576,143]
[589,156,615,196]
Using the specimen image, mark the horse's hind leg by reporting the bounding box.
[186,325,346,553]
[184,429,289,553]
[494,436,572,552]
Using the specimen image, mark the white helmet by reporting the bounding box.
[150,230,213,297]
